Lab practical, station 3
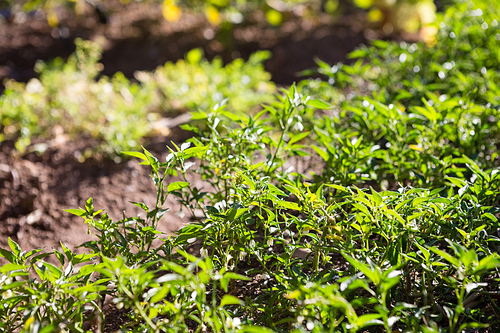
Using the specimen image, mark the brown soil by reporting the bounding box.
[0,130,194,258]
[0,1,369,263]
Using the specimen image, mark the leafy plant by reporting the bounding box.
[2,0,500,331]
[0,39,275,157]
[135,48,275,116]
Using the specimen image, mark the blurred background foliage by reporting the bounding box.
[0,39,275,156]
[0,0,438,33]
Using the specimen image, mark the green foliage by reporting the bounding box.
[136,48,275,115]
[302,0,500,188]
[315,0,500,107]
[1,0,500,331]
[0,39,275,156]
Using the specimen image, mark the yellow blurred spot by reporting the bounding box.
[367,8,383,22]
[25,316,35,330]
[205,5,222,25]
[266,9,282,26]
[417,1,436,25]
[163,0,182,22]
[403,16,421,33]
[47,10,59,27]
[327,234,344,242]
[331,225,343,235]
[75,0,86,15]
[324,0,339,14]
[409,144,423,152]
[420,25,438,46]
[285,290,301,299]
[353,0,374,9]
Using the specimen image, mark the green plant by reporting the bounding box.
[136,48,275,116]
[2,0,500,331]
[0,39,275,157]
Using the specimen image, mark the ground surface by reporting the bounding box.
[0,1,371,259]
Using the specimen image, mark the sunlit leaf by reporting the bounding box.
[163,0,182,22]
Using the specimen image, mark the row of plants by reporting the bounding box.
[0,39,274,157]
[1,0,500,332]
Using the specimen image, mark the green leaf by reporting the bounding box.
[372,40,389,49]
[221,111,241,122]
[42,262,62,281]
[352,203,373,220]
[122,151,147,161]
[483,212,498,222]
[0,263,27,273]
[287,132,310,147]
[267,184,286,197]
[8,238,21,257]
[385,209,406,226]
[326,184,348,192]
[181,146,208,158]
[348,48,369,59]
[239,173,256,191]
[167,181,190,192]
[63,208,86,217]
[30,252,53,266]
[220,294,244,307]
[474,255,500,274]
[85,197,94,213]
[342,253,380,285]
[429,247,460,268]
[306,99,330,109]
[142,147,159,173]
[150,284,173,304]
[130,202,149,212]
[446,177,467,188]
[276,200,301,211]
[224,272,251,281]
[357,313,384,327]
[414,242,430,262]
[312,145,329,161]
[329,295,358,322]
[60,242,73,262]
[227,208,248,221]
[370,188,382,206]
[239,326,277,333]
[0,248,15,263]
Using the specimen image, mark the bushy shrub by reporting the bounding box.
[0,39,275,156]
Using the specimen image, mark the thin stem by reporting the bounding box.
[267,105,293,174]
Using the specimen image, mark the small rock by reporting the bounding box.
[26,209,43,225]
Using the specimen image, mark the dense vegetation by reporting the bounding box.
[0,41,274,156]
[1,0,500,332]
